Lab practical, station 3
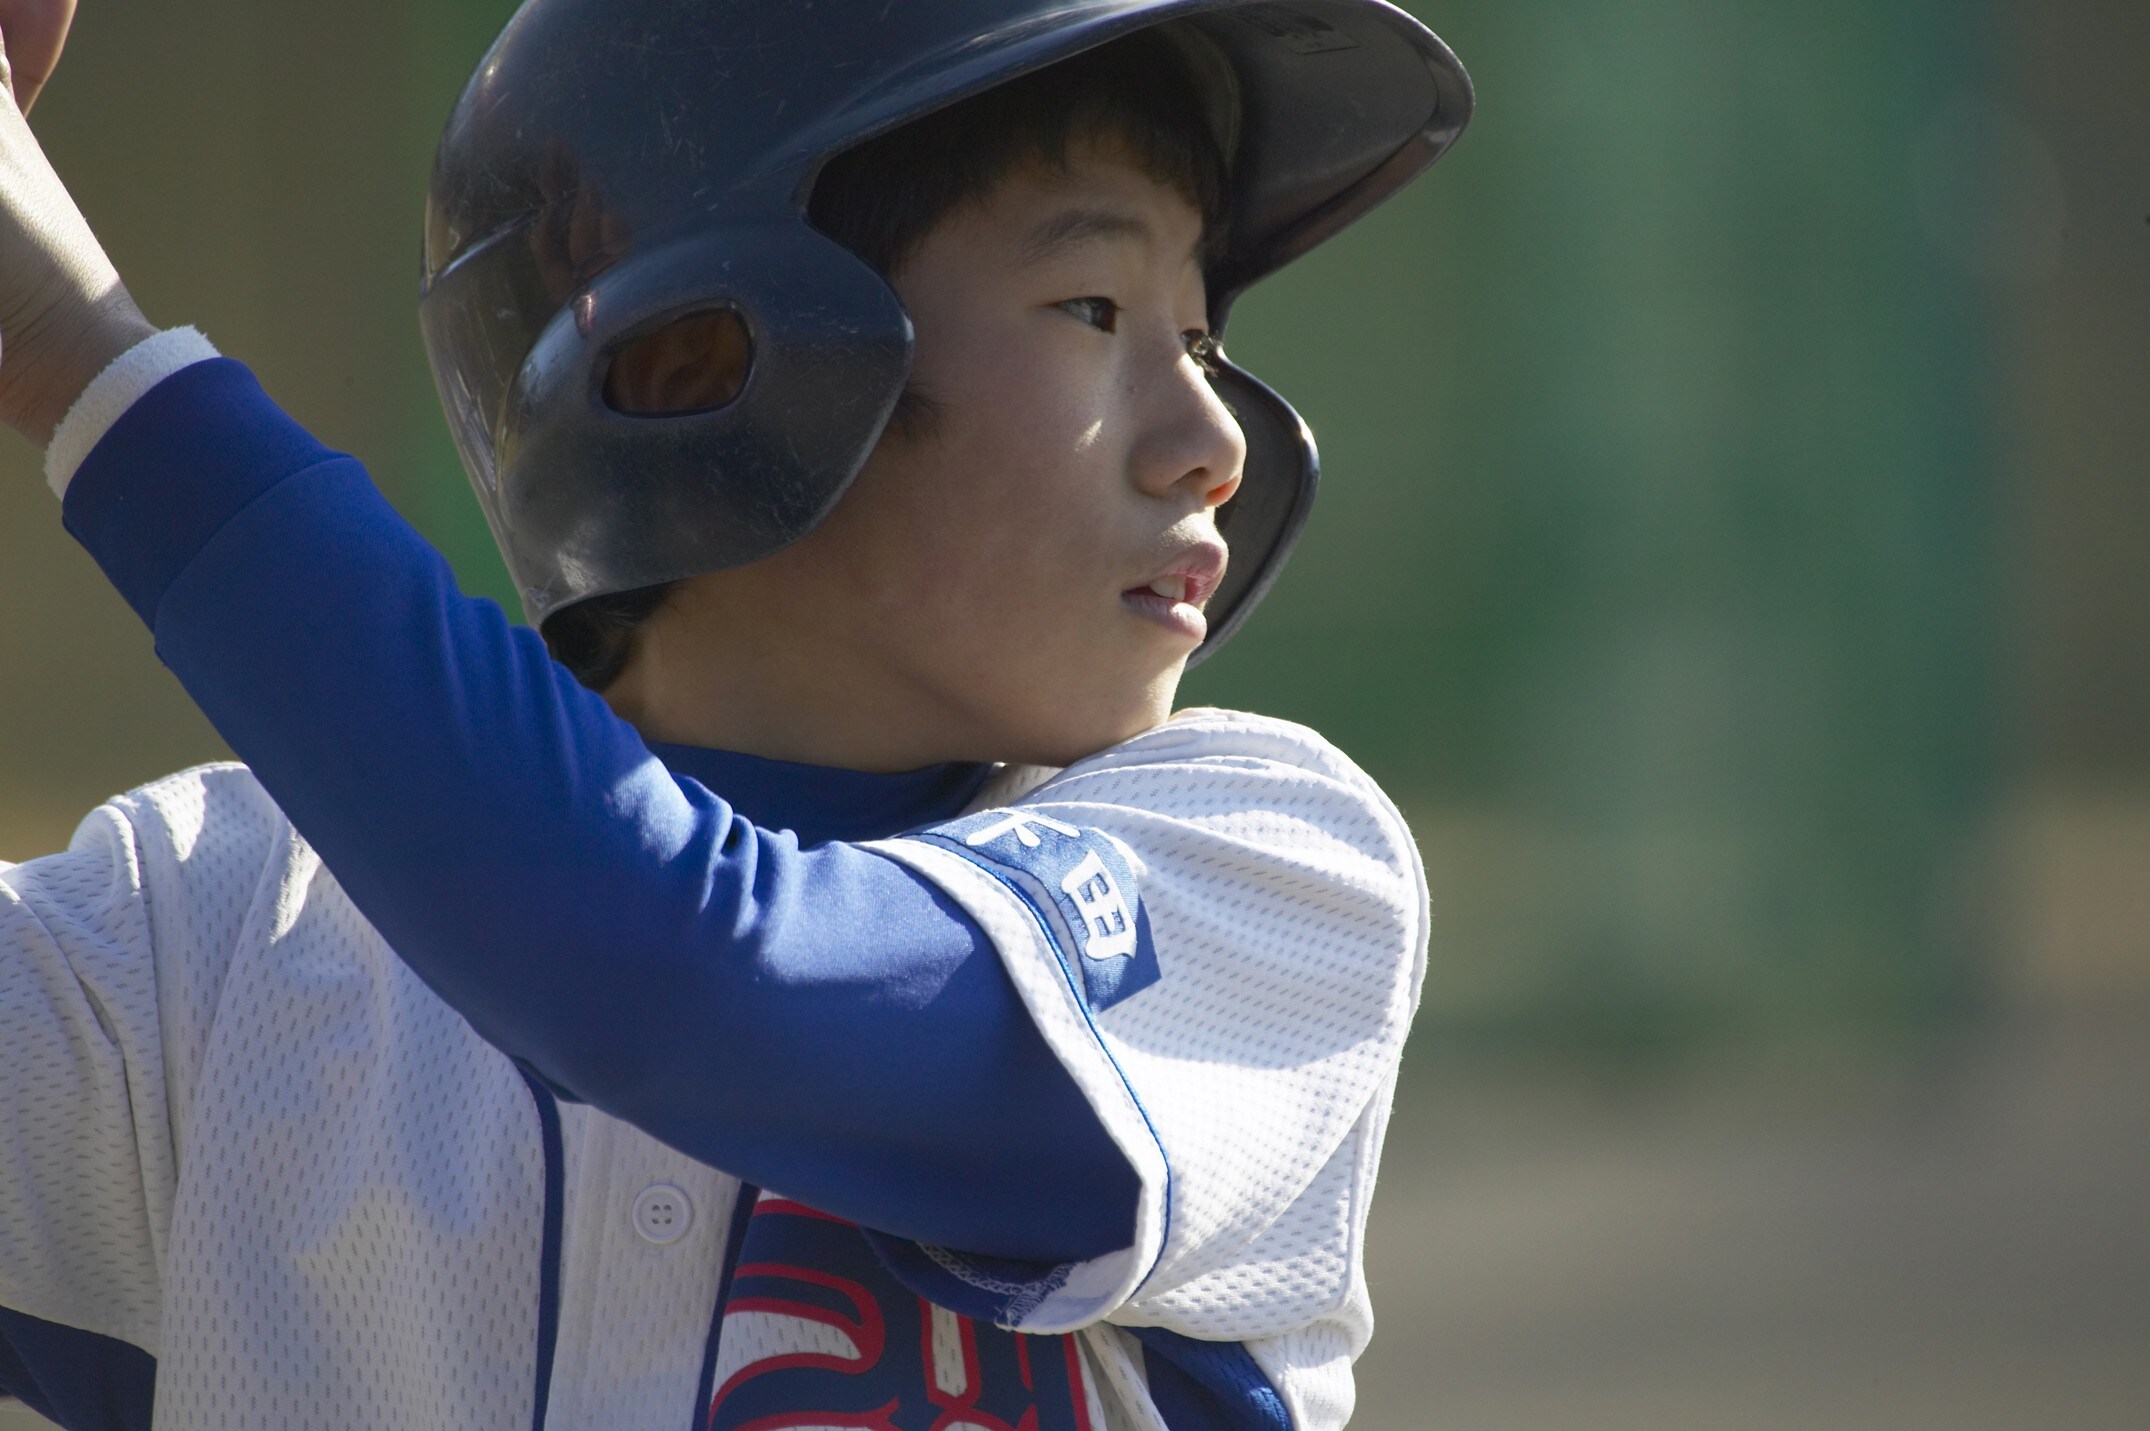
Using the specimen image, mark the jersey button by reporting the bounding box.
[632,1183,693,1245]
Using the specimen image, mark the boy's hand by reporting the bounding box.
[0,9,156,449]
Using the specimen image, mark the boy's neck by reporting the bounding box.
[602,550,980,769]
[604,641,960,775]
[598,577,986,774]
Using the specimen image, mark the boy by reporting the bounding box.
[0,1,1471,1427]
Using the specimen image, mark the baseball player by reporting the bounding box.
[0,2,1472,1428]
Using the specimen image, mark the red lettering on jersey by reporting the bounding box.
[710,1196,1098,1431]
[712,1262,886,1411]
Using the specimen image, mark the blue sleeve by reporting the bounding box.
[60,359,1136,1267]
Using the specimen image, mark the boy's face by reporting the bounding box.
[639,137,1245,769]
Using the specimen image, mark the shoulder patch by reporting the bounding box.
[914,809,1160,1012]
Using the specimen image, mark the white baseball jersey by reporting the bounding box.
[2,707,1426,1431]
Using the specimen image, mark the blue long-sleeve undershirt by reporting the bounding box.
[60,358,1138,1266]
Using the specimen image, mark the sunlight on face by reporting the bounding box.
[668,138,1247,768]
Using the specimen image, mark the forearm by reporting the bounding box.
[0,38,151,445]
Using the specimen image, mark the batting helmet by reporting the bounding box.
[419,0,1472,660]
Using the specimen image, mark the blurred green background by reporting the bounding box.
[2,1,2146,1427]
[1206,1,2001,1049]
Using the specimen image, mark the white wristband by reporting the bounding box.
[45,326,222,499]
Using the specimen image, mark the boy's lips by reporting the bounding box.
[1122,540,1228,640]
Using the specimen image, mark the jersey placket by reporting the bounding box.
[542,1104,744,1426]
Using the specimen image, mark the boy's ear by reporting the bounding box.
[603,308,753,417]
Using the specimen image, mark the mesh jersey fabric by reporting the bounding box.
[5,768,544,1430]
[1,707,1425,1431]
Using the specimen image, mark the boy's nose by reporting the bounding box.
[1133,343,1246,510]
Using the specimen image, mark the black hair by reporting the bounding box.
[540,30,1231,692]
[808,31,1230,281]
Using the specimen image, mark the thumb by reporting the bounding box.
[0,0,77,115]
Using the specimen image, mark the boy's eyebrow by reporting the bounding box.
[1020,206,1156,263]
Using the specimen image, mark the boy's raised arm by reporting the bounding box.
[0,44,1141,1271]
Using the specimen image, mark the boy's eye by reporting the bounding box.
[1061,297,1120,333]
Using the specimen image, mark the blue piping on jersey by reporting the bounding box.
[517,1066,567,1431]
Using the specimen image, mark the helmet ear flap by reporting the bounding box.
[487,225,914,623]
[1196,354,1319,665]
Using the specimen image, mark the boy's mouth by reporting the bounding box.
[1122,542,1227,641]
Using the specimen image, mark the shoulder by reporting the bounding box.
[98,761,295,882]
[1069,705,1422,953]
[1096,705,1382,784]
[891,708,1426,1014]
[1031,707,1421,907]
[0,764,305,1131]
[7,763,308,984]
[971,707,1388,808]
[1071,705,1396,803]
[5,763,282,905]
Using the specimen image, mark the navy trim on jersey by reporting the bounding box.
[695,1185,762,1428]
[518,1067,567,1431]
[1130,1328,1292,1431]
[62,358,1138,1269]
[653,744,992,848]
[0,1306,156,1431]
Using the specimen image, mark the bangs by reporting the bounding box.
[809,30,1231,278]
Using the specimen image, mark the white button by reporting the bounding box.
[632,1183,693,1245]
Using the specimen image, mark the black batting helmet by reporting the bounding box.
[419,0,1472,659]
